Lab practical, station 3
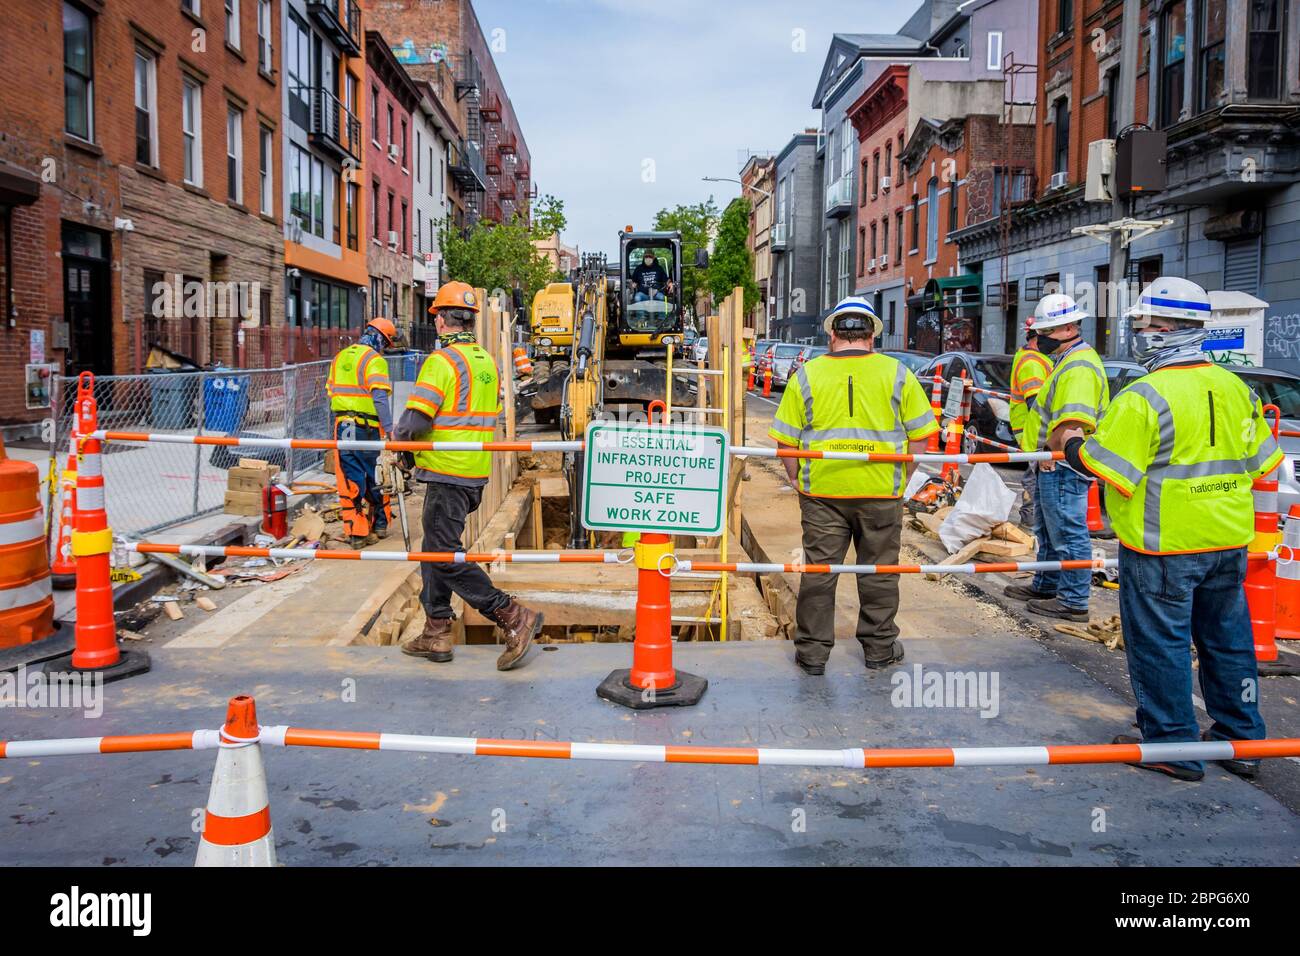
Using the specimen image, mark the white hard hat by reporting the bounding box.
[822,295,884,338]
[1030,293,1089,331]
[1125,276,1213,326]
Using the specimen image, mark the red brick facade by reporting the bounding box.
[848,66,910,295]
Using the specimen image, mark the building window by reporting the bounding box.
[881,216,889,264]
[1053,98,1069,174]
[371,87,380,141]
[386,190,394,242]
[134,51,157,166]
[401,200,408,254]
[386,104,394,147]
[1160,2,1187,128]
[1057,0,1073,33]
[884,141,892,188]
[225,0,240,50]
[182,0,200,16]
[823,227,833,309]
[182,78,203,186]
[987,31,1003,70]
[839,117,854,182]
[257,0,272,73]
[872,152,880,198]
[415,129,422,181]
[837,218,851,300]
[286,13,310,109]
[1104,69,1120,139]
[858,227,867,273]
[226,106,243,204]
[896,210,904,260]
[925,178,939,261]
[1247,0,1283,101]
[372,180,380,239]
[948,182,959,234]
[346,182,358,250]
[63,3,94,141]
[909,194,920,252]
[869,222,878,261]
[897,135,904,181]
[1199,0,1227,111]
[860,159,870,203]
[258,125,272,215]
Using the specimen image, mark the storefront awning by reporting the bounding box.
[0,162,40,207]
[923,275,982,311]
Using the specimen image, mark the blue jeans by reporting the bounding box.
[1030,465,1093,610]
[1118,546,1265,772]
[633,291,665,302]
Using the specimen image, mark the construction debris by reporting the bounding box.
[1054,615,1124,650]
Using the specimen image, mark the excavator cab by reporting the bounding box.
[617,231,683,348]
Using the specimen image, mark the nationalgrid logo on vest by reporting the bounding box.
[1188,477,1241,495]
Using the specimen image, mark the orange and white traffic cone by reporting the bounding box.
[1246,475,1281,666]
[762,367,772,398]
[1276,505,1300,640]
[196,695,277,867]
[49,436,78,590]
[1086,480,1103,533]
[747,365,755,392]
[926,363,945,454]
[63,373,149,682]
[940,371,967,485]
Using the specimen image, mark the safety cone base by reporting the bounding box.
[45,648,152,684]
[596,668,708,710]
[1258,658,1300,678]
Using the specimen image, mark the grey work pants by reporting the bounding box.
[794,494,904,666]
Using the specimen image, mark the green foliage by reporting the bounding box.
[529,193,567,241]
[652,198,720,322]
[438,213,562,309]
[708,197,760,314]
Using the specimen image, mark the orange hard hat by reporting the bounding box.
[366,318,398,342]
[429,281,481,314]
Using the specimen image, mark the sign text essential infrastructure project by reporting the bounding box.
[581,422,729,536]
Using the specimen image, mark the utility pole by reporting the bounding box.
[1108,0,1142,358]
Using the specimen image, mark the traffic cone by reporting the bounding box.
[1086,481,1103,533]
[926,363,945,454]
[762,367,772,397]
[1246,475,1281,665]
[196,695,277,867]
[63,373,149,682]
[49,436,78,589]
[746,365,755,392]
[1276,505,1300,640]
[597,532,707,709]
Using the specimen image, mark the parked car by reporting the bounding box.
[767,342,812,388]
[918,351,1016,454]
[883,349,935,375]
[690,336,709,362]
[786,345,829,382]
[753,339,780,376]
[1103,360,1300,517]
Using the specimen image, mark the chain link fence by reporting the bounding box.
[54,353,429,537]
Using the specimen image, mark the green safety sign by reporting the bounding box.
[581,422,729,536]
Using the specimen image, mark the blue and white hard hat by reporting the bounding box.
[823,296,884,338]
[1125,276,1213,326]
[1029,293,1089,331]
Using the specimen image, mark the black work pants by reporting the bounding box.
[419,480,511,620]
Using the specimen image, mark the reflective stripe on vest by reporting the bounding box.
[409,343,501,481]
[328,345,385,418]
[1020,344,1107,452]
[1079,365,1284,554]
[1009,348,1052,434]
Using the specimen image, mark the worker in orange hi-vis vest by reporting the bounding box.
[326,318,398,547]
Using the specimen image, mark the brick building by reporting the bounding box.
[956,0,1300,364]
[0,0,287,434]
[770,131,822,342]
[740,154,775,336]
[364,0,531,231]
[364,29,420,332]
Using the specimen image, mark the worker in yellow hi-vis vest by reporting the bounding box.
[1004,292,1108,623]
[1059,277,1283,782]
[393,281,542,672]
[327,318,397,547]
[769,296,939,676]
[1009,316,1053,529]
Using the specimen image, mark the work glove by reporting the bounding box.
[398,451,416,475]
[379,450,398,471]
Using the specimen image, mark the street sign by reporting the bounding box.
[581,422,729,536]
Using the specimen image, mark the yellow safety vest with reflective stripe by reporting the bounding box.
[327,344,391,422]
[1019,342,1109,452]
[768,351,940,498]
[1079,363,1283,555]
[1009,347,1052,435]
[406,342,501,484]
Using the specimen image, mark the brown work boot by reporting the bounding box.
[489,600,542,671]
[402,617,454,662]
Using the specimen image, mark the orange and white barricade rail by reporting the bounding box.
[731,445,1061,465]
[676,557,1122,576]
[4,700,1300,770]
[127,542,625,566]
[919,375,1012,401]
[968,433,1020,453]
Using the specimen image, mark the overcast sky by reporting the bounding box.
[473,0,910,256]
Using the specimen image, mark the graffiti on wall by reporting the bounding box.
[1264,313,1300,361]
[392,39,450,65]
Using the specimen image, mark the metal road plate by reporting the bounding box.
[581,422,729,536]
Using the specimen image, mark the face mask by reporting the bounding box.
[1043,331,1075,354]
[360,328,387,352]
[1131,326,1209,369]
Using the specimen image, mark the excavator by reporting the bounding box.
[517,228,707,545]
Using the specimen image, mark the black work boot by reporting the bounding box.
[1004,584,1056,602]
[1026,597,1088,622]
[489,600,542,671]
[863,640,905,671]
[1113,734,1204,782]
[1202,731,1260,780]
[402,617,454,662]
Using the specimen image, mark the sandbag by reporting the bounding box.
[939,463,1017,554]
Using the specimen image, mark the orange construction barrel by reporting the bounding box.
[0,434,55,647]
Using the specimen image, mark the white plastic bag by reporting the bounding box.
[938,463,1017,554]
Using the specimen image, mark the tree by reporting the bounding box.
[529,193,567,241]
[652,198,719,323]
[438,213,561,310]
[708,197,760,315]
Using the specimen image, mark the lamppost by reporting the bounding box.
[702,176,775,336]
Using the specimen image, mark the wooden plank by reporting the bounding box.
[530,482,543,550]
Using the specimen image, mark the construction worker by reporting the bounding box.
[327,318,397,547]
[394,280,542,671]
[1057,277,1283,782]
[1004,293,1108,623]
[1009,316,1053,529]
[769,296,940,674]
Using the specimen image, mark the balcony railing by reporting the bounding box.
[480,90,502,123]
[824,173,853,217]
[515,160,530,181]
[484,144,502,174]
[498,177,517,200]
[770,221,788,251]
[309,86,362,161]
[448,138,487,191]
[498,130,517,156]
[306,0,361,56]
